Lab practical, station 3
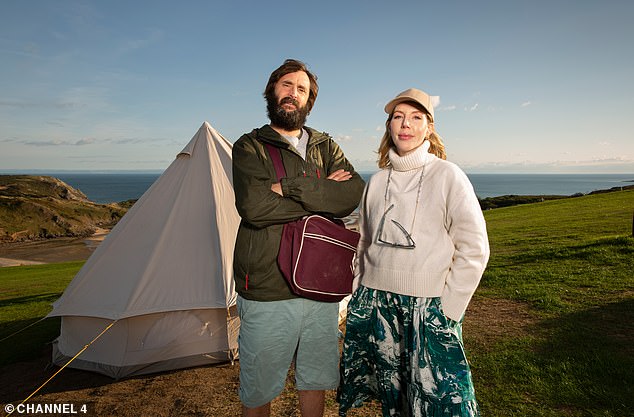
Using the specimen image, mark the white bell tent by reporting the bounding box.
[48,122,241,378]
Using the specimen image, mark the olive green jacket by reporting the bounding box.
[232,124,365,301]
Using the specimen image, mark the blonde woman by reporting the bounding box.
[338,88,490,416]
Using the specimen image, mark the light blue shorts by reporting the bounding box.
[236,296,340,408]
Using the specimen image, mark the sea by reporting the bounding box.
[7,172,634,204]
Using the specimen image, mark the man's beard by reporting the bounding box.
[266,95,310,131]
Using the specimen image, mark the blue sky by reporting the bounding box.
[1,0,633,173]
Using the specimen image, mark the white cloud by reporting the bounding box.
[521,101,532,107]
[335,135,353,142]
[75,137,96,146]
[466,103,479,112]
[112,138,147,145]
[23,139,66,146]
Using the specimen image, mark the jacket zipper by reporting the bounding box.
[245,229,253,290]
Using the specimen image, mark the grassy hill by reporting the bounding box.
[0,175,127,242]
[0,188,632,416]
[472,189,634,416]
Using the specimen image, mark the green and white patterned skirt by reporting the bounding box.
[337,286,480,417]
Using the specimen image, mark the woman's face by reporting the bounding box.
[389,102,431,156]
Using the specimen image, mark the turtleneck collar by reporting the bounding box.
[388,140,432,172]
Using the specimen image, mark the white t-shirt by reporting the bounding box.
[281,128,308,159]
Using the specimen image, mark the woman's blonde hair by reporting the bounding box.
[377,101,446,169]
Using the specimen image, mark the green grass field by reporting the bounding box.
[0,261,83,365]
[471,190,634,416]
[1,190,633,416]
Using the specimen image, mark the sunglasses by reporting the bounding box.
[376,204,416,249]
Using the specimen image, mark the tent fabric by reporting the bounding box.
[48,122,241,378]
[51,308,240,379]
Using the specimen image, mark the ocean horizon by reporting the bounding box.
[2,171,633,204]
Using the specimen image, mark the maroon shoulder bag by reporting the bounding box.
[264,142,359,302]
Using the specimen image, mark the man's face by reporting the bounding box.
[274,71,310,110]
[267,71,311,131]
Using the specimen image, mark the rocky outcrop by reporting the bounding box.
[0,175,128,242]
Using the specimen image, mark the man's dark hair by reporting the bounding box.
[264,59,319,112]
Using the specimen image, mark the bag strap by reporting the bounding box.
[264,142,286,181]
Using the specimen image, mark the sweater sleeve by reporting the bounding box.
[440,169,490,321]
[351,183,370,291]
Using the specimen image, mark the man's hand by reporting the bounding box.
[271,182,283,196]
[327,169,352,182]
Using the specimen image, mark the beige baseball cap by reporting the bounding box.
[384,88,435,121]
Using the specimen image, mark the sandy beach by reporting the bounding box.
[0,228,109,267]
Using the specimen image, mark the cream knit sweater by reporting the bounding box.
[356,141,490,321]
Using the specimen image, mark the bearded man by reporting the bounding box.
[231,59,365,417]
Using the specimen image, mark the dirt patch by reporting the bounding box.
[463,296,537,351]
[0,347,382,417]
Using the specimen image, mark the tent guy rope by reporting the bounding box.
[6,319,118,416]
[0,316,47,343]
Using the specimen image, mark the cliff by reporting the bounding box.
[0,175,127,242]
